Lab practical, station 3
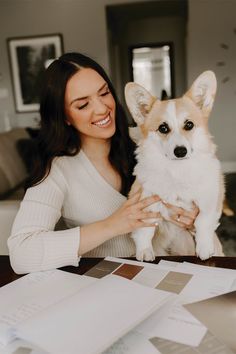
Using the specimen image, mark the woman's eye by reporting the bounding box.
[78,102,88,110]
[100,90,110,97]
[158,123,170,134]
[184,120,194,131]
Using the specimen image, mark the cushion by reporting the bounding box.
[0,167,11,196]
[0,128,29,190]
[16,138,38,173]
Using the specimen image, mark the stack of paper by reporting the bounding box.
[97,257,236,353]
[0,268,173,354]
[1,258,236,354]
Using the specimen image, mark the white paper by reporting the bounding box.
[181,262,236,291]
[16,274,172,354]
[103,330,160,354]
[0,270,96,345]
[0,338,46,354]
[157,259,181,269]
[181,261,236,275]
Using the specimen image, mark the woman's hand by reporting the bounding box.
[105,191,161,236]
[162,200,199,230]
[79,191,161,256]
[79,194,198,256]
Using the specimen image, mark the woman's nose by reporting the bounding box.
[93,97,107,114]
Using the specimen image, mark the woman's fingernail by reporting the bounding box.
[162,199,167,204]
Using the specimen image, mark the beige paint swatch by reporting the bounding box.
[184,291,236,353]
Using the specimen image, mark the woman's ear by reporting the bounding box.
[185,71,217,118]
[124,82,155,126]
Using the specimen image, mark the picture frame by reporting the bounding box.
[7,33,64,113]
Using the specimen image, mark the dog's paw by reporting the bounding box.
[196,239,215,260]
[136,247,155,262]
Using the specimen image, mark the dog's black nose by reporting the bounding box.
[174,146,187,158]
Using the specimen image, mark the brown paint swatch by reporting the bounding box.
[113,264,143,280]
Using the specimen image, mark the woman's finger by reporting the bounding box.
[126,190,142,205]
[174,214,193,226]
[192,202,200,217]
[134,195,160,211]
[138,221,159,228]
[168,212,194,230]
[171,220,188,229]
[164,202,197,220]
[129,211,161,220]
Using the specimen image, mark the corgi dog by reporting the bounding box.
[125,71,224,261]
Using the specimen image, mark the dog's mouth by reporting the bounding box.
[166,155,189,161]
[171,156,189,160]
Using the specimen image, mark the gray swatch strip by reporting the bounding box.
[13,347,32,354]
[84,260,122,278]
[155,271,193,294]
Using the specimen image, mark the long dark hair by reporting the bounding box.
[28,52,136,196]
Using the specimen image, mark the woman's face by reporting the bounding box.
[64,68,116,145]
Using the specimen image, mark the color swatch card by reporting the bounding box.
[91,257,236,348]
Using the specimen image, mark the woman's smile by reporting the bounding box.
[92,114,112,127]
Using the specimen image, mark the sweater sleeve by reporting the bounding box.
[8,161,80,274]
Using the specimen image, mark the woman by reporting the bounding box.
[8,52,197,274]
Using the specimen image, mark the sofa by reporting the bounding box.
[0,127,67,255]
[0,127,36,254]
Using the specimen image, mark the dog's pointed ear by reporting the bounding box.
[125,82,155,125]
[185,71,217,117]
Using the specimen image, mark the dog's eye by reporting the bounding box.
[184,121,194,131]
[158,123,170,134]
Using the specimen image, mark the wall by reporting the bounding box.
[110,15,187,102]
[187,0,236,170]
[0,0,145,131]
[0,0,236,169]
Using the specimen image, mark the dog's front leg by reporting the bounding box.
[129,181,159,261]
[132,194,160,261]
[132,226,156,262]
[194,211,220,260]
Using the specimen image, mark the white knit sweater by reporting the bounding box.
[8,150,135,273]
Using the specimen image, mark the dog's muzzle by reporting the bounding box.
[174,146,187,158]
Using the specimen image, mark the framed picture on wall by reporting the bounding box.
[7,33,64,113]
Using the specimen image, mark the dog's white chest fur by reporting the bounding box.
[135,132,221,215]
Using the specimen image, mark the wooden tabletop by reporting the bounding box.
[1,255,236,288]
